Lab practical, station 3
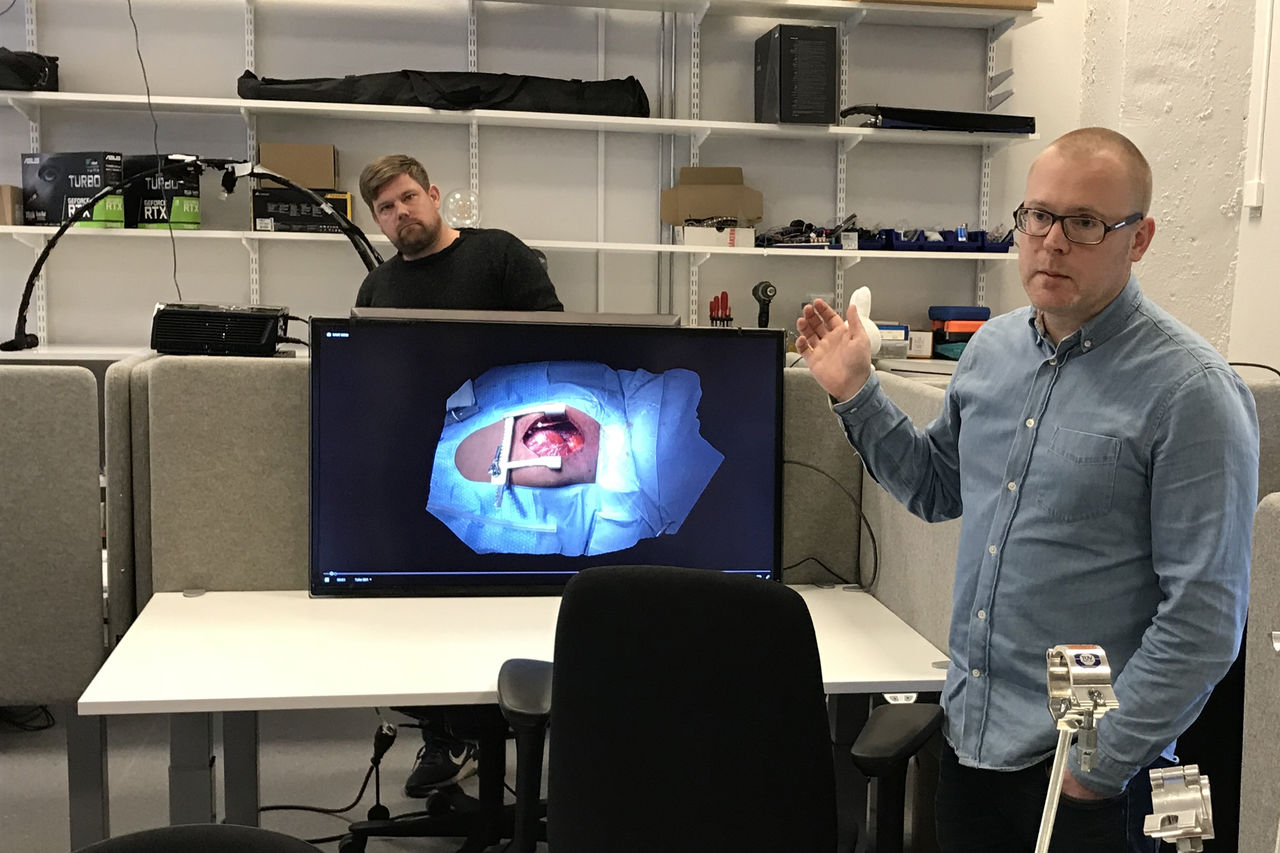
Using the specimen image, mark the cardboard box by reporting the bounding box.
[257,143,339,191]
[21,151,124,228]
[0,185,20,225]
[660,167,763,227]
[857,0,1035,8]
[678,226,756,247]
[252,187,353,233]
[123,155,201,229]
[755,25,838,125]
[908,330,933,358]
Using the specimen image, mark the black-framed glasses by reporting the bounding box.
[1012,206,1144,245]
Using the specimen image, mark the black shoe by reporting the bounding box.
[404,733,479,797]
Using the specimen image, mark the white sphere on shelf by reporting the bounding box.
[442,188,481,228]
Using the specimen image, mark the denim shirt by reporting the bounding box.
[833,275,1258,794]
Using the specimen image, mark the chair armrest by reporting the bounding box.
[498,658,553,729]
[850,703,944,776]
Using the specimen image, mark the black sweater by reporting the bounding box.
[355,228,563,311]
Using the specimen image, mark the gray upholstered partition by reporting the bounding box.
[859,372,957,653]
[1249,378,1280,497]
[103,351,158,645]
[0,365,104,699]
[1240,493,1280,852]
[140,355,309,595]
[0,365,109,845]
[782,367,862,586]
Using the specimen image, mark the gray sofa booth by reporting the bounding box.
[94,355,1280,848]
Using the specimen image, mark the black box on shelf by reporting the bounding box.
[251,187,353,233]
[21,151,124,227]
[122,155,201,229]
[754,25,838,125]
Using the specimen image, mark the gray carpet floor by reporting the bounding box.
[2,706,536,853]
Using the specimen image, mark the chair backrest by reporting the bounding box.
[72,823,319,853]
[0,365,104,704]
[546,565,836,853]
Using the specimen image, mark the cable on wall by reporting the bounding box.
[126,0,183,301]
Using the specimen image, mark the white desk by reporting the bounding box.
[80,586,948,827]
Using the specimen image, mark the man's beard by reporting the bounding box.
[392,218,439,257]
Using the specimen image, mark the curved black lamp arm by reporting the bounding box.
[1,156,383,352]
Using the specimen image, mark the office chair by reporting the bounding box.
[851,700,944,853]
[71,824,319,852]
[338,703,514,853]
[498,564,840,853]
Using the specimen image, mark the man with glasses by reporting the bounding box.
[794,127,1257,852]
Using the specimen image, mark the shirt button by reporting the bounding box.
[1049,358,1058,366]
[977,610,987,620]
[1083,340,1092,348]
[1007,481,1017,491]
[971,668,982,677]
[988,545,997,555]
[1025,418,1035,428]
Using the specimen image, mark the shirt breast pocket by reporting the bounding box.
[1034,427,1121,522]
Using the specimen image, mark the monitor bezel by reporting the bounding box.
[308,313,784,597]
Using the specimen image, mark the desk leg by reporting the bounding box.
[65,706,109,848]
[829,694,872,853]
[169,713,216,824]
[223,711,260,826]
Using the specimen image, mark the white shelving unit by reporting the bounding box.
[0,0,1036,339]
[3,91,1030,148]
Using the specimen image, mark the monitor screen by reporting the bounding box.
[309,314,783,596]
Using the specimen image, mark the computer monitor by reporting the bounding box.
[351,307,682,326]
[309,313,783,596]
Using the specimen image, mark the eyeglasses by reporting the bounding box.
[1012,206,1144,245]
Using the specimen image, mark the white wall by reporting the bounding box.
[990,0,1256,356]
[1231,0,1280,365]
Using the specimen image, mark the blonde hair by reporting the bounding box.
[358,154,430,212]
[1046,127,1153,214]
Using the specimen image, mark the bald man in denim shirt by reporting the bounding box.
[796,127,1258,852]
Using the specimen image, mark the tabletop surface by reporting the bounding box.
[79,586,949,715]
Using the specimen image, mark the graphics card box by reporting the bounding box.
[122,155,201,229]
[251,187,352,233]
[21,151,124,227]
[754,25,838,124]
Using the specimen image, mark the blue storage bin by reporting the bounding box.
[857,230,888,251]
[887,229,927,251]
[983,230,1014,253]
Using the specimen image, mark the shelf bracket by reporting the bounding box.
[840,255,862,271]
[691,252,710,268]
[12,231,47,252]
[691,128,710,149]
[690,1,709,27]
[240,237,261,305]
[990,17,1016,42]
[6,96,37,124]
[843,9,868,29]
[840,135,863,155]
[238,106,254,128]
[988,68,1013,92]
[986,89,1013,112]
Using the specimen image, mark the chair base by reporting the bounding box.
[339,706,547,853]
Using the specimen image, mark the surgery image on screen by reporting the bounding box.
[427,360,723,557]
[309,315,782,596]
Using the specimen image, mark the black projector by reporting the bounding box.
[151,303,289,356]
